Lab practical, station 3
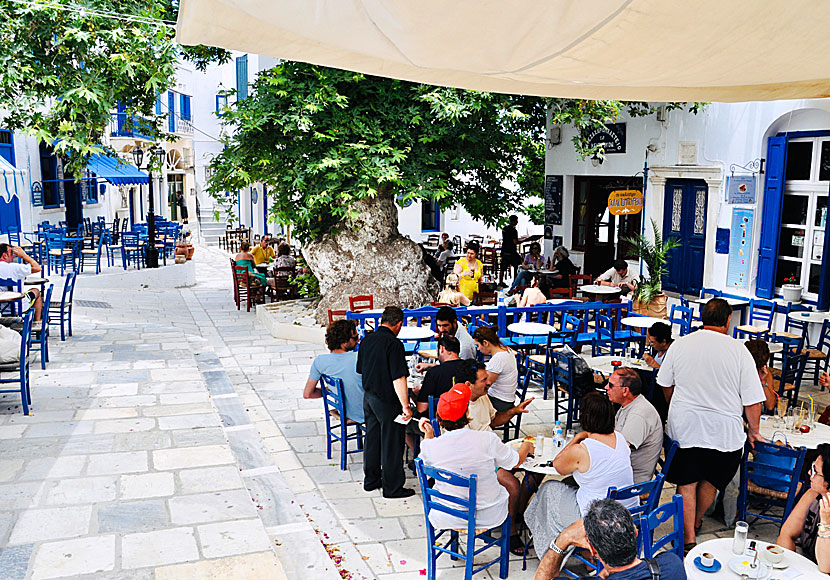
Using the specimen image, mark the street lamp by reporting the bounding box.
[131,145,166,268]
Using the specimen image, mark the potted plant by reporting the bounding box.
[781,275,802,303]
[623,219,680,318]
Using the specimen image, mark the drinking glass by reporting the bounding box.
[566,429,575,442]
[732,521,749,555]
[786,408,796,431]
[777,399,788,426]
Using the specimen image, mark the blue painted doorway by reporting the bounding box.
[662,179,708,296]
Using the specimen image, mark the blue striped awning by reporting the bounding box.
[0,155,23,202]
[86,153,149,185]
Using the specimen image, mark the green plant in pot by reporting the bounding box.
[623,219,680,318]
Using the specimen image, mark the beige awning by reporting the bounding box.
[177,0,830,102]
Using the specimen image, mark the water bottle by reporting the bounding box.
[498,290,505,307]
[552,420,565,450]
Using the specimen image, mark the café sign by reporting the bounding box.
[608,189,643,215]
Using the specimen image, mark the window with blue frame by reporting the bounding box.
[179,94,191,121]
[215,94,228,115]
[38,141,61,208]
[421,200,440,232]
[155,95,162,115]
[236,55,248,100]
[168,91,176,133]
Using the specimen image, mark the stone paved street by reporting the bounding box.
[0,244,818,579]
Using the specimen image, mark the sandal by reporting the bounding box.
[509,534,527,556]
[684,542,697,556]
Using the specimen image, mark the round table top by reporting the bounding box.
[507,322,559,336]
[695,296,749,307]
[685,538,819,579]
[0,291,25,303]
[509,438,565,476]
[786,310,830,324]
[758,415,830,449]
[581,354,655,374]
[579,284,621,294]
[547,298,579,305]
[620,316,666,328]
[23,277,48,285]
[397,326,436,341]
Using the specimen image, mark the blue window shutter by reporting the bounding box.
[179,95,191,121]
[236,55,248,100]
[168,91,176,132]
[756,135,788,298]
[155,96,162,115]
[184,96,191,121]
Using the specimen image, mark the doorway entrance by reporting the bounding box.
[661,179,708,296]
[572,176,642,277]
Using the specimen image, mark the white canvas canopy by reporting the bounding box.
[177,0,830,102]
[0,156,23,204]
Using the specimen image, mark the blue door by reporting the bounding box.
[0,129,21,235]
[662,179,708,296]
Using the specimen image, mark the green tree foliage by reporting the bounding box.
[0,0,229,175]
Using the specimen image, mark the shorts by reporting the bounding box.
[501,253,522,268]
[490,396,514,413]
[666,446,743,491]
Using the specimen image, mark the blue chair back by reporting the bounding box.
[657,435,679,476]
[607,473,666,517]
[747,299,776,329]
[668,304,693,336]
[427,395,441,436]
[320,374,365,470]
[783,303,813,338]
[738,440,807,526]
[700,288,722,299]
[639,494,685,560]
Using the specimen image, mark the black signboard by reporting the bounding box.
[585,122,626,154]
[544,175,563,237]
[31,182,43,207]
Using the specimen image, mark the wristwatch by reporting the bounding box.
[549,539,568,556]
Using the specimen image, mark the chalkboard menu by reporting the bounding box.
[544,174,563,226]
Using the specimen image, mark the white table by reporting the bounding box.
[787,310,830,324]
[23,277,48,286]
[547,298,579,305]
[579,284,622,295]
[685,538,819,579]
[0,291,25,303]
[758,415,830,449]
[397,326,436,341]
[507,322,559,336]
[581,354,655,374]
[620,316,666,329]
[694,296,750,308]
[509,438,566,477]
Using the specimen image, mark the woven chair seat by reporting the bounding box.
[737,324,769,334]
[806,349,827,360]
[747,479,802,500]
[123,246,139,251]
[773,379,796,391]
[81,249,96,255]
[774,331,802,339]
[528,354,547,365]
[48,249,73,255]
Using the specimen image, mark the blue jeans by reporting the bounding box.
[510,270,533,292]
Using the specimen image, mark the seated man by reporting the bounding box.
[605,368,663,483]
[467,364,534,433]
[416,307,476,371]
[303,319,364,423]
[595,259,637,295]
[435,240,454,268]
[251,235,275,265]
[534,498,686,580]
[413,336,468,416]
[549,246,577,288]
[419,382,533,555]
[0,243,43,325]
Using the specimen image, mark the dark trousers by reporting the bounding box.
[363,392,406,495]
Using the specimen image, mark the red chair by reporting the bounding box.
[233,265,266,312]
[549,286,573,299]
[273,266,297,301]
[349,295,374,312]
[328,309,348,324]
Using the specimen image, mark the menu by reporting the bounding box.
[726,208,754,289]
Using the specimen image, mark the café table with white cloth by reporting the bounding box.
[397,326,436,341]
[620,316,666,329]
[509,437,567,478]
[579,284,622,297]
[685,538,820,579]
[507,322,560,336]
[758,414,830,449]
[580,354,655,375]
[786,310,830,346]
[693,296,750,325]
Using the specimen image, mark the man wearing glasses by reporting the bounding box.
[303,319,364,424]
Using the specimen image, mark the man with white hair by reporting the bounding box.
[550,246,577,288]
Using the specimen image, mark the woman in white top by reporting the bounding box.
[518,275,550,308]
[472,326,518,413]
[437,273,471,307]
[524,392,638,557]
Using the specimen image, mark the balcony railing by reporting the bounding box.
[175,117,194,135]
[110,113,156,140]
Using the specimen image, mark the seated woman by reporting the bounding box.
[472,326,518,413]
[518,275,550,307]
[437,273,471,306]
[418,383,533,547]
[744,339,777,413]
[643,321,673,369]
[524,392,638,557]
[453,242,482,302]
[509,241,544,294]
[777,443,830,570]
[235,242,273,288]
[269,243,297,278]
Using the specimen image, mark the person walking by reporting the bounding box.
[356,306,415,498]
[499,215,521,287]
[657,298,765,550]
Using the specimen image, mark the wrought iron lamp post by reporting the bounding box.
[131,146,166,268]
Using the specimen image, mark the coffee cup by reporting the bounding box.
[763,545,784,565]
[700,553,715,568]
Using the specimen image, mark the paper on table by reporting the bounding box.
[394,414,412,425]
[771,566,802,579]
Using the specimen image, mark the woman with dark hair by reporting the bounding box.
[473,326,518,413]
[643,321,673,369]
[454,242,483,301]
[234,241,270,287]
[518,274,550,307]
[524,392,638,557]
[778,443,830,568]
[509,241,544,294]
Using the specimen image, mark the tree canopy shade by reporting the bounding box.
[0,0,229,175]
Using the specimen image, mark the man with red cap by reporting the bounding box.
[419,383,534,553]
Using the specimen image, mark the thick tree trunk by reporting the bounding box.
[304,195,440,324]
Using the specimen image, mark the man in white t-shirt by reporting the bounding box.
[595,259,638,295]
[605,368,663,484]
[657,298,765,548]
[0,244,43,324]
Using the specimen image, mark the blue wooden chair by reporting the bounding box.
[320,374,365,470]
[607,473,666,518]
[79,232,105,274]
[523,325,577,400]
[737,440,807,526]
[0,309,35,415]
[639,494,685,561]
[550,349,582,431]
[591,313,625,356]
[806,320,830,389]
[48,272,77,341]
[734,299,777,340]
[428,394,441,436]
[774,349,809,407]
[121,233,143,270]
[44,232,75,276]
[30,284,53,369]
[493,370,530,442]
[414,457,511,580]
[656,435,679,477]
[668,304,693,336]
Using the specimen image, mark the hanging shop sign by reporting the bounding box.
[726,208,754,290]
[726,175,756,204]
[608,189,643,215]
[585,123,626,154]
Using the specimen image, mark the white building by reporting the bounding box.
[544,99,830,309]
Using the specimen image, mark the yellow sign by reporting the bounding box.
[608,189,644,215]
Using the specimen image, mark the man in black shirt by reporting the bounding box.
[356,306,414,498]
[499,215,521,286]
[550,246,578,288]
[414,336,472,416]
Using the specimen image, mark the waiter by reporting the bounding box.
[356,306,415,498]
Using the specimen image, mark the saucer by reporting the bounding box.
[762,554,789,569]
[693,556,721,573]
[728,556,769,579]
